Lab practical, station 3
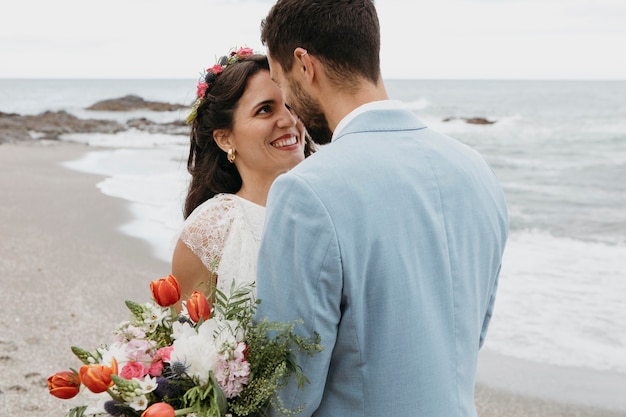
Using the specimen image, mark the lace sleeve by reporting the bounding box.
[177,195,237,272]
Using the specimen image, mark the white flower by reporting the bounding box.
[180,301,191,319]
[170,320,221,384]
[171,320,195,340]
[129,394,149,411]
[141,303,169,332]
[98,342,130,368]
[134,375,158,394]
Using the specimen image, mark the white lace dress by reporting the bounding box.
[177,193,265,295]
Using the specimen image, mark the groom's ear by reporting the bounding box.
[213,129,232,153]
[293,47,316,86]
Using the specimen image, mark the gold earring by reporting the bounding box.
[227,148,236,163]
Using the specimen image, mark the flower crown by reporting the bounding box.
[186,47,256,124]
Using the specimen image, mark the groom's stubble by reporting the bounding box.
[287,77,333,145]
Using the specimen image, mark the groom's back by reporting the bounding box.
[291,108,508,416]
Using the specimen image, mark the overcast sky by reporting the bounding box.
[1,0,625,79]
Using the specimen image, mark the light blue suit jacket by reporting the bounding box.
[256,106,508,416]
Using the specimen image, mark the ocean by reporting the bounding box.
[1,78,625,376]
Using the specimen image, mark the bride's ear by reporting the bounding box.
[213,129,232,153]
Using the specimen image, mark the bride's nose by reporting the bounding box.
[276,106,297,128]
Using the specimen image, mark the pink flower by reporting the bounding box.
[156,345,174,362]
[120,361,148,379]
[148,346,174,377]
[147,360,164,377]
[237,47,254,58]
[196,82,208,98]
[214,357,250,398]
[125,339,155,363]
[208,64,223,75]
[214,342,250,398]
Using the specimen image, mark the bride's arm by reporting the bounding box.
[171,238,214,312]
[171,195,235,312]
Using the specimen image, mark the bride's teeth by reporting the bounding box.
[272,136,297,147]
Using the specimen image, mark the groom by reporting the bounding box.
[255,1,509,416]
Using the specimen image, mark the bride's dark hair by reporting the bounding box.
[184,54,314,218]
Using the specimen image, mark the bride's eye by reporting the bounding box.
[256,104,272,115]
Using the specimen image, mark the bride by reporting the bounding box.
[172,48,315,309]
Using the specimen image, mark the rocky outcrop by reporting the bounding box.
[443,116,496,125]
[86,95,188,112]
[0,96,191,144]
[0,111,126,142]
[127,117,189,136]
[0,111,190,144]
[0,112,31,143]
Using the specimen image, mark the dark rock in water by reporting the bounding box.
[127,117,190,136]
[86,95,188,112]
[0,111,126,143]
[465,117,496,125]
[443,116,496,125]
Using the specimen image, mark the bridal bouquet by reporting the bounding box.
[47,275,322,417]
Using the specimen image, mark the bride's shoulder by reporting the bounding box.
[178,194,240,269]
[184,193,240,228]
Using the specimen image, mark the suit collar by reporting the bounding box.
[332,100,427,142]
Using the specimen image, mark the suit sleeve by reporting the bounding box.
[255,173,342,417]
[479,262,502,348]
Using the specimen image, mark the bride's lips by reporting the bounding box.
[270,134,298,148]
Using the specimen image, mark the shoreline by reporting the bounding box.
[477,349,626,415]
[0,140,623,417]
[478,348,626,411]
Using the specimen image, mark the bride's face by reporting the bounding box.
[228,70,306,182]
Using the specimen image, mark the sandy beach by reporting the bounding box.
[0,140,170,416]
[1,140,624,417]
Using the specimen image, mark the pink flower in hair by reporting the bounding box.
[196,82,209,98]
[237,47,254,58]
[208,64,223,75]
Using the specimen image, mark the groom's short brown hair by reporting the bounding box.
[260,0,381,89]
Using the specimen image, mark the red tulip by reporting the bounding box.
[141,402,176,417]
[79,357,118,393]
[150,274,181,307]
[47,370,81,399]
[186,290,211,323]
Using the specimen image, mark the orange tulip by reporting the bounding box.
[141,402,176,417]
[150,274,181,307]
[79,357,118,393]
[186,290,211,323]
[47,370,81,399]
